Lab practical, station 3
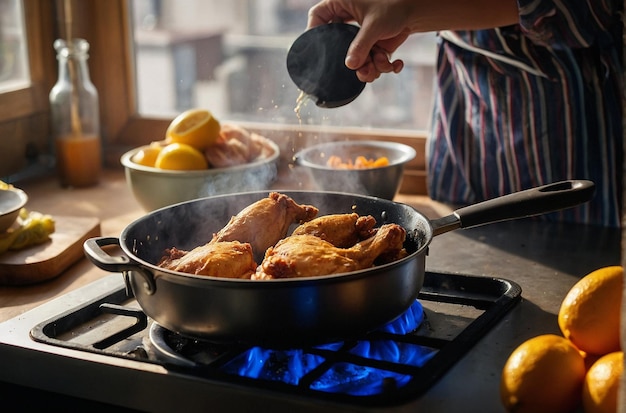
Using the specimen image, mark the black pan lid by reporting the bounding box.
[286,23,366,108]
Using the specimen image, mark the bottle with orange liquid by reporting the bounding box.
[49,38,101,187]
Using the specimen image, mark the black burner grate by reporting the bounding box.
[30,271,521,408]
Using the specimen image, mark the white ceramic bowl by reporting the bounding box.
[0,188,28,232]
[121,141,280,211]
[295,140,416,200]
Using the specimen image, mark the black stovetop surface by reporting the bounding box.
[29,271,521,409]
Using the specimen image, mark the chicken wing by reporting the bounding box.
[211,192,318,258]
[291,213,377,248]
[158,241,257,279]
[254,223,406,280]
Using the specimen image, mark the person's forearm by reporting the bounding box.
[307,0,520,76]
[406,0,519,33]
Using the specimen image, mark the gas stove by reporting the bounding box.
[0,271,520,412]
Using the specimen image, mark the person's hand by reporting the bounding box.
[307,0,413,82]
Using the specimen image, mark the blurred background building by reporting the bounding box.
[131,0,437,131]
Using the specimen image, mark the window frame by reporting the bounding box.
[0,0,54,122]
[0,0,57,177]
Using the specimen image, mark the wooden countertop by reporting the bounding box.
[0,170,143,321]
[0,168,451,323]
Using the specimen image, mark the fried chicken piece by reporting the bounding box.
[375,247,409,265]
[291,213,377,248]
[157,241,257,279]
[157,246,188,268]
[211,192,319,258]
[254,223,406,280]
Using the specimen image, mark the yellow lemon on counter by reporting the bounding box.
[582,351,623,413]
[154,143,208,170]
[500,334,586,413]
[131,142,163,167]
[558,266,623,356]
[165,108,221,150]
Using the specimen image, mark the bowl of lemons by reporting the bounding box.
[121,109,280,211]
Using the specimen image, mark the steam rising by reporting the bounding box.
[200,162,277,197]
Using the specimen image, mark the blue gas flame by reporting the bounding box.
[220,300,438,395]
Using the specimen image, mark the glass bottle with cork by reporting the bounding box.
[49,38,102,187]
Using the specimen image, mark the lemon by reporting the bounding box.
[583,351,623,413]
[558,266,623,356]
[500,334,586,413]
[165,109,221,150]
[154,143,208,170]
[131,142,164,167]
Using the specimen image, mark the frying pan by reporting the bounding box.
[84,180,594,347]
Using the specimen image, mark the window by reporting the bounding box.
[0,0,54,179]
[0,0,29,93]
[130,0,437,131]
[125,0,434,193]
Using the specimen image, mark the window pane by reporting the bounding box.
[0,0,29,92]
[130,0,436,131]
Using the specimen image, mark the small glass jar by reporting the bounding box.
[49,38,101,187]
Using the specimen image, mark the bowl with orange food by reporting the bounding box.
[294,140,416,200]
[121,109,280,211]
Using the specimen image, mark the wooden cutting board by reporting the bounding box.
[0,216,101,285]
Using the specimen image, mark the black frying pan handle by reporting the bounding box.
[431,180,595,236]
[84,237,157,295]
[83,237,134,272]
